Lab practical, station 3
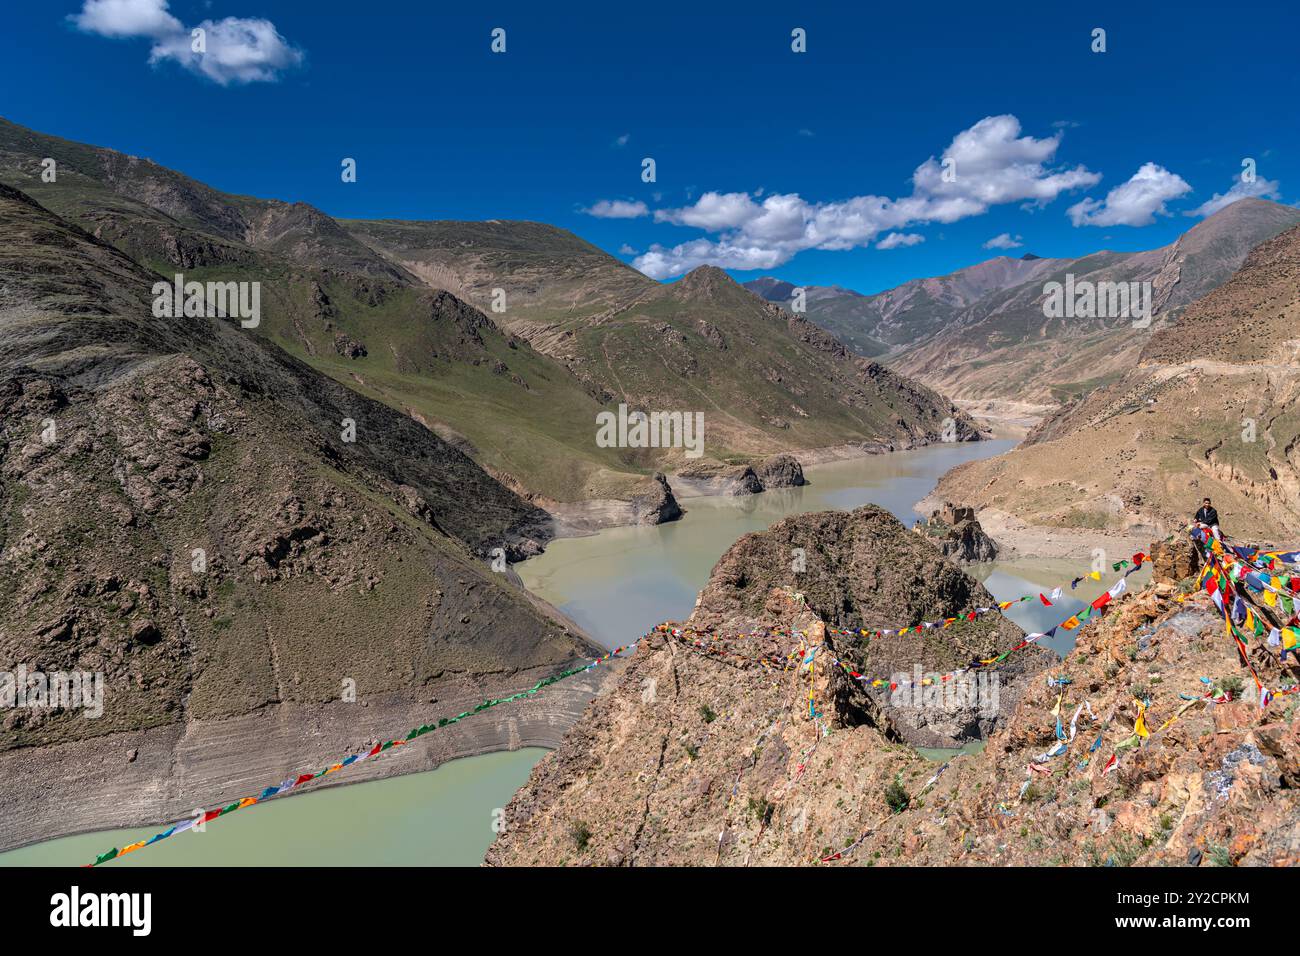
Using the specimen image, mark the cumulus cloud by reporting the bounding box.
[908,114,1101,215]
[583,199,649,219]
[72,0,180,37]
[632,238,787,277]
[654,191,761,230]
[1068,163,1192,227]
[1186,175,1281,218]
[70,0,303,85]
[613,133,630,148]
[618,243,637,255]
[876,232,925,249]
[983,232,1024,250]
[633,115,1099,279]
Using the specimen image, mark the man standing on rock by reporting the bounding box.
[1194,497,1221,542]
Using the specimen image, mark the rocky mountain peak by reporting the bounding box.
[673,263,743,296]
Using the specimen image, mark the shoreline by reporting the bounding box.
[0,659,622,857]
[536,434,989,541]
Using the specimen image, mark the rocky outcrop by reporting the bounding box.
[916,502,999,563]
[754,454,806,489]
[629,473,682,525]
[487,505,1053,866]
[690,505,1037,745]
[540,473,685,536]
[673,461,763,497]
[489,533,1300,866]
[673,454,806,498]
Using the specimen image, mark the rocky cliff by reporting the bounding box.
[672,454,807,498]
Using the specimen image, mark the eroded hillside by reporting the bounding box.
[0,182,607,851]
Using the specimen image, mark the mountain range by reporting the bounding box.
[745,199,1300,408]
[0,117,975,514]
[936,216,1300,544]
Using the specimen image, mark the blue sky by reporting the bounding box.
[3,0,1299,293]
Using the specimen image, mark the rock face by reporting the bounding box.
[689,505,1036,746]
[1150,535,1201,585]
[487,505,1052,866]
[916,502,999,563]
[673,461,763,497]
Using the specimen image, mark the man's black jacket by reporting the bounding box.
[1196,506,1220,526]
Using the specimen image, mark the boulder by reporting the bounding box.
[754,454,806,489]
[1150,535,1200,585]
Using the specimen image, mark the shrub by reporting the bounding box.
[884,777,910,814]
[1216,676,1244,699]
[571,821,592,852]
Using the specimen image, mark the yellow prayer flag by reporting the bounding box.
[1134,699,1149,739]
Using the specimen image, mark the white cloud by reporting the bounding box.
[876,232,925,249]
[1186,176,1281,218]
[983,232,1024,250]
[613,133,630,148]
[71,1,303,85]
[618,243,637,255]
[633,115,1099,278]
[583,199,649,219]
[654,191,761,230]
[72,0,179,37]
[909,115,1101,215]
[633,238,787,277]
[1068,163,1192,227]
